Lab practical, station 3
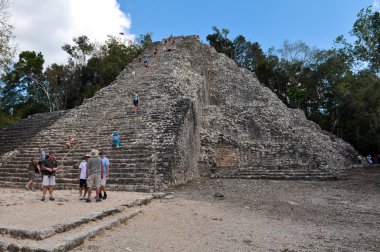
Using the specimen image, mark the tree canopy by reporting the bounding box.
[0,0,15,73]
[0,33,147,127]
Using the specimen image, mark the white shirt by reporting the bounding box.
[79,160,87,179]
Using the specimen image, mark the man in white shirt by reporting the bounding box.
[78,154,90,200]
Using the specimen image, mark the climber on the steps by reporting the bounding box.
[143,54,150,68]
[163,39,168,51]
[65,134,75,149]
[167,39,176,51]
[133,94,139,113]
[112,131,120,148]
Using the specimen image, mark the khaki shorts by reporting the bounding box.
[42,175,56,186]
[86,174,101,188]
[100,178,107,186]
[28,171,35,181]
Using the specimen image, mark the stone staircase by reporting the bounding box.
[0,39,194,192]
[210,165,342,180]
[0,111,67,156]
[0,35,358,189]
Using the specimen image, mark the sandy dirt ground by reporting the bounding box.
[74,166,380,252]
[0,189,152,231]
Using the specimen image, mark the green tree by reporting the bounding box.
[44,63,75,110]
[138,33,153,49]
[351,7,380,73]
[206,26,234,58]
[0,0,15,73]
[1,51,49,116]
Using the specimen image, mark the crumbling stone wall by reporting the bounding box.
[171,36,357,179]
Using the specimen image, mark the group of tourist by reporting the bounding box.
[26,148,110,203]
[365,154,380,164]
[163,34,176,52]
[77,149,110,202]
[359,154,380,164]
[142,35,176,69]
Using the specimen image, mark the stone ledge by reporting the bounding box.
[0,192,167,241]
[2,209,142,252]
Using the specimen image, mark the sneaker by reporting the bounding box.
[86,198,91,203]
[25,185,29,191]
[41,196,45,201]
[96,198,102,202]
[49,197,55,201]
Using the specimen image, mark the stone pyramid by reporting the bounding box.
[0,36,357,191]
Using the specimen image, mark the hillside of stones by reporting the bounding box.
[0,36,357,192]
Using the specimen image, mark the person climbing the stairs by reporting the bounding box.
[112,131,120,148]
[133,94,139,113]
[65,134,75,149]
[167,39,175,51]
[143,54,150,68]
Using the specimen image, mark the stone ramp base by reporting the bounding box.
[0,189,166,251]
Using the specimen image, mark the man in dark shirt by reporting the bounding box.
[41,151,58,201]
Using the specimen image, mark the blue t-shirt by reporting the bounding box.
[102,157,110,175]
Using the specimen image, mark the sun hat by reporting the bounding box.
[90,149,99,157]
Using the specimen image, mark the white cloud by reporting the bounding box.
[373,0,380,11]
[9,0,134,66]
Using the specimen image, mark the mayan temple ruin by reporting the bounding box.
[0,36,358,192]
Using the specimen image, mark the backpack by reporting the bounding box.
[133,96,139,102]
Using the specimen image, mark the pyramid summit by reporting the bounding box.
[0,35,357,191]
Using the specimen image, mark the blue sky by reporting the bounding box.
[120,0,376,51]
[9,0,378,66]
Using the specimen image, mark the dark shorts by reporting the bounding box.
[28,171,35,181]
[134,101,138,106]
[79,179,87,188]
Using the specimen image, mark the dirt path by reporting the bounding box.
[75,167,380,251]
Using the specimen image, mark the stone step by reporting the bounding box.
[0,167,153,176]
[0,181,155,192]
[0,192,166,251]
[3,156,152,166]
[215,168,334,174]
[211,173,341,181]
[2,176,153,186]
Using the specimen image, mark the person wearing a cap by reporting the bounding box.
[78,154,90,200]
[86,149,103,202]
